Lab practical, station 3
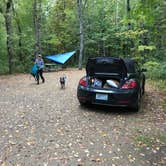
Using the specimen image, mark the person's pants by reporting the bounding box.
[36,69,45,84]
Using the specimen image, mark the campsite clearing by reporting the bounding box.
[0,69,165,166]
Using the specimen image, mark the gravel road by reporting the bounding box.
[0,69,166,166]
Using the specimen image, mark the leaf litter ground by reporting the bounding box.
[0,69,165,166]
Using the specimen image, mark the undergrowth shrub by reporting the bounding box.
[143,61,166,80]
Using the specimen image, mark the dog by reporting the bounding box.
[60,75,66,89]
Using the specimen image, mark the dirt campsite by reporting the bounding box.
[0,69,165,166]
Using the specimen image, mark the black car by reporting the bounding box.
[77,57,146,111]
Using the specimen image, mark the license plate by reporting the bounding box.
[96,93,108,101]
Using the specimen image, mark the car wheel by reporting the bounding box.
[132,104,139,112]
[79,101,87,106]
[132,94,141,112]
[142,79,145,95]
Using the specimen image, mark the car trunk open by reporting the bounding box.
[86,57,127,89]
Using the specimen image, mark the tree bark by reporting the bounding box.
[17,21,23,61]
[77,0,84,70]
[12,3,23,62]
[127,0,131,29]
[5,0,13,74]
[124,0,131,56]
[127,0,130,14]
[33,0,41,56]
[115,0,119,26]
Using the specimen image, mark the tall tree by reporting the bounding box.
[115,0,119,26]
[77,0,84,70]
[127,0,131,30]
[12,2,23,62]
[33,0,42,56]
[5,0,13,74]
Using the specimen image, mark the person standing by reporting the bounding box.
[35,54,45,84]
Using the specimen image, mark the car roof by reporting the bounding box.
[88,56,122,61]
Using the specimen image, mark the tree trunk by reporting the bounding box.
[5,0,13,74]
[33,0,41,57]
[77,0,84,70]
[127,0,131,29]
[102,2,106,56]
[115,0,119,26]
[125,0,131,56]
[17,21,23,61]
[127,0,130,13]
[12,3,23,62]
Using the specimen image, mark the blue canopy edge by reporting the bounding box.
[46,51,76,64]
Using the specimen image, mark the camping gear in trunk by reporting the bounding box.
[86,57,128,89]
[106,79,120,88]
[89,77,120,89]
[90,78,102,88]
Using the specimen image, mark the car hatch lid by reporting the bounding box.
[86,57,127,77]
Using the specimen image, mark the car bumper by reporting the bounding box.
[77,86,138,107]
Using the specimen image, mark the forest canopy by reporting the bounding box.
[0,0,165,79]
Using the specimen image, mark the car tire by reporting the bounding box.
[132,93,141,112]
[79,101,87,106]
[142,78,145,95]
[132,104,139,112]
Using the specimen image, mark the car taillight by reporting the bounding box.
[121,79,137,89]
[79,77,87,87]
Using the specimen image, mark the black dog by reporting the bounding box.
[60,76,66,89]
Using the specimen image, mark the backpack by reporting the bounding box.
[31,64,38,79]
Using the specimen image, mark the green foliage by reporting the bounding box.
[0,0,165,73]
[135,134,166,147]
[0,59,8,74]
[135,135,155,147]
[0,14,7,74]
[144,61,166,79]
[138,45,156,52]
[147,79,166,91]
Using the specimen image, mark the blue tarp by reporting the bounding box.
[46,51,76,64]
